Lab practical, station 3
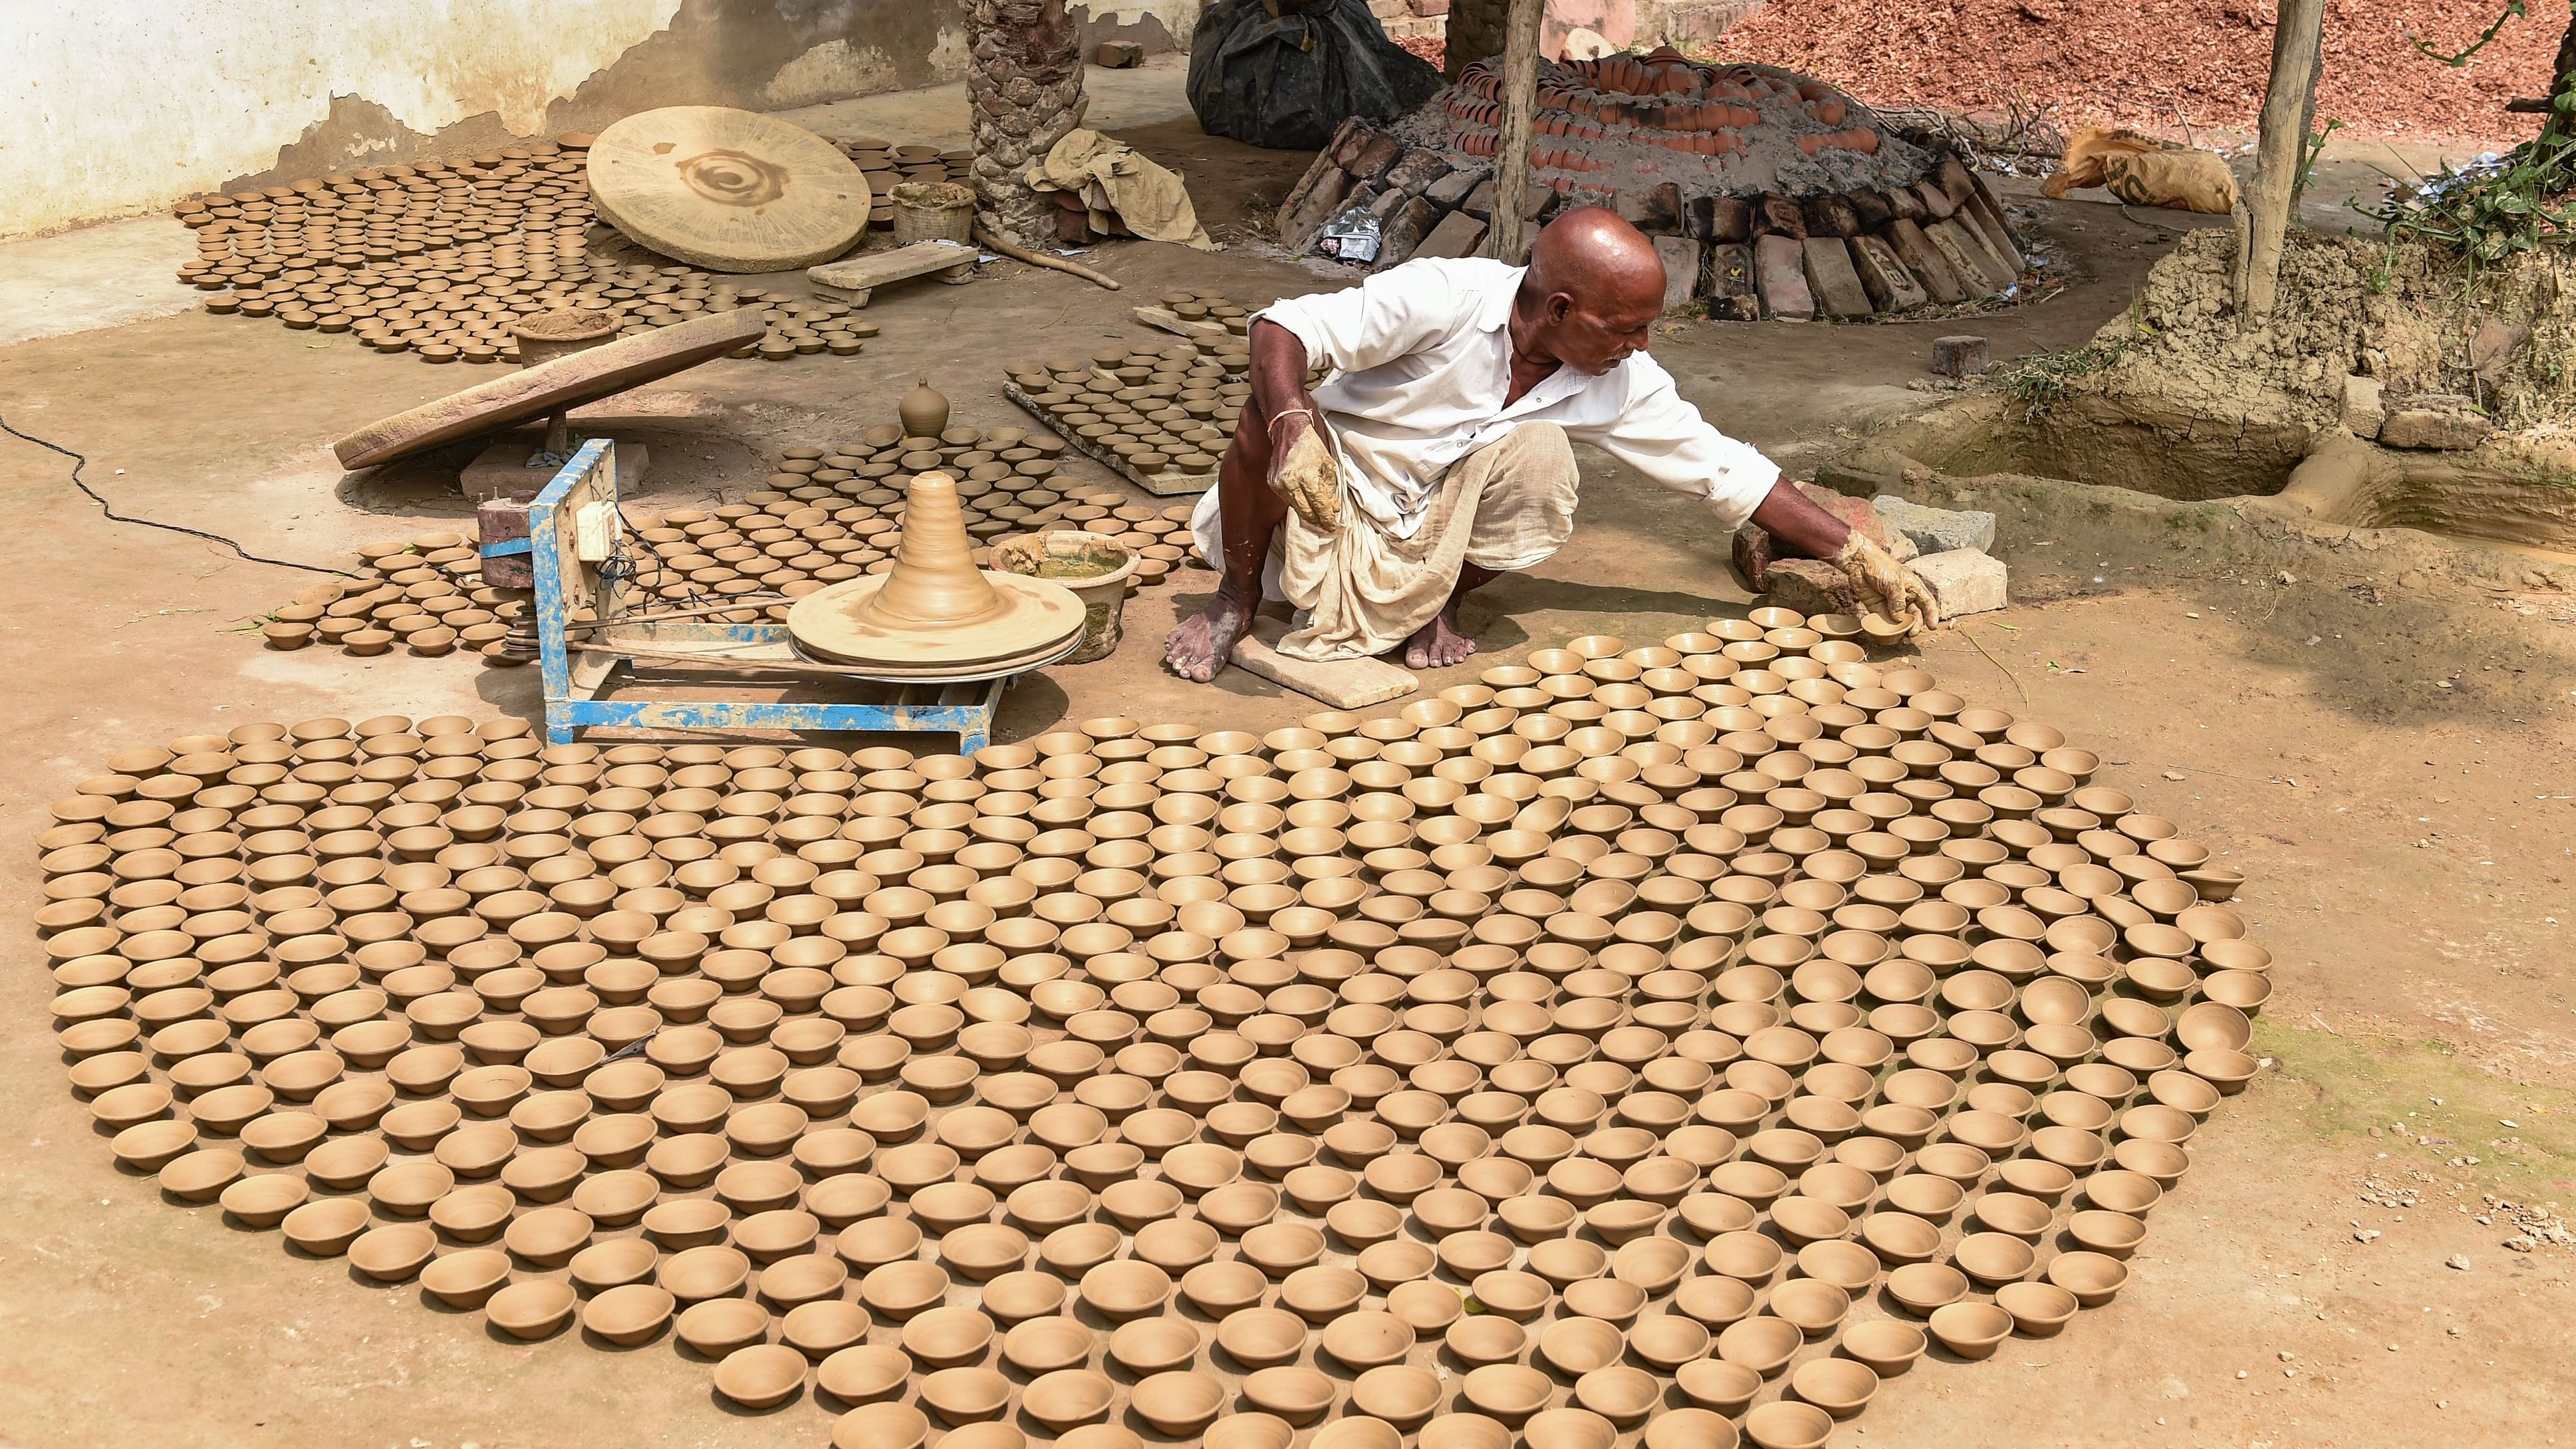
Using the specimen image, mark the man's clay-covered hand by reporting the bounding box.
[1834,533,1940,636]
[1267,412,1339,532]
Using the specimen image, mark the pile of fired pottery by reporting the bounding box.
[36,618,2267,1449]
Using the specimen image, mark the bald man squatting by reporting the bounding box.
[1164,206,1936,683]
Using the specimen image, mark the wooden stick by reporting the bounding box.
[1489,0,1547,266]
[975,225,1122,291]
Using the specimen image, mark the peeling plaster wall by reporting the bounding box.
[0,0,971,241]
[1071,0,1204,55]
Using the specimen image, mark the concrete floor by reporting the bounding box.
[1,62,2569,1449]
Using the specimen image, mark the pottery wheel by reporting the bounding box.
[788,572,1083,675]
[586,107,872,273]
[332,310,766,469]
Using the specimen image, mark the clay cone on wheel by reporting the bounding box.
[868,476,1005,626]
[787,473,1085,677]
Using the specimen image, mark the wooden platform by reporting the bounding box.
[808,241,977,305]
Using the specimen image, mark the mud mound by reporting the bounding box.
[1713,0,2557,146]
[2080,231,2576,434]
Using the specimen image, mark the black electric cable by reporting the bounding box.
[0,412,354,577]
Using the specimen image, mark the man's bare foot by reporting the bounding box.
[1165,591,1255,682]
[1404,604,1478,670]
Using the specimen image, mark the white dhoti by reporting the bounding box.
[1190,421,1581,663]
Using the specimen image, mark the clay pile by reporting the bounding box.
[39,620,2263,1445]
[1277,51,2030,321]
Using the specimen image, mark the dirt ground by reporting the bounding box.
[0,68,2569,1449]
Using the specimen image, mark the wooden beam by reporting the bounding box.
[2240,0,2323,323]
[1488,0,1547,266]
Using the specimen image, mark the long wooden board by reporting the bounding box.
[333,311,767,469]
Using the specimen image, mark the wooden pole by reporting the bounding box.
[1488,0,1547,267]
[2240,0,2324,323]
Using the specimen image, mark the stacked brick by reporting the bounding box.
[1274,48,2029,323]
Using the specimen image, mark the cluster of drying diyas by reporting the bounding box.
[38,616,2265,1449]
[1003,293,1266,487]
[258,533,530,665]
[172,136,898,365]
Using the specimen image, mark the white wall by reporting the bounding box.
[0,1,691,239]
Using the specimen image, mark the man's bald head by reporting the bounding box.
[1527,206,1667,314]
[1513,205,1666,376]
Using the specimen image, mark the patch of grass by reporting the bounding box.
[2255,1016,2576,1196]
[1989,334,2132,422]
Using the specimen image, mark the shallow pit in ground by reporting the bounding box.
[1842,392,2576,566]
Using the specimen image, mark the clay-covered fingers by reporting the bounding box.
[1900,569,1942,633]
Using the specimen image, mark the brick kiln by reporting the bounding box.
[1274,47,2029,321]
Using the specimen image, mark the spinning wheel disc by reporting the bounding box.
[789,573,1085,674]
[586,107,872,273]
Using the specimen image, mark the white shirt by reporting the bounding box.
[1257,257,1782,540]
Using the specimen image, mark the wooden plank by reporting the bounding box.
[1489,0,1546,265]
[333,313,764,469]
[807,241,977,305]
[1132,305,1227,344]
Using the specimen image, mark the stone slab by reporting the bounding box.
[1383,148,1451,196]
[807,241,978,304]
[1732,481,1890,590]
[1707,243,1759,321]
[1281,170,1353,253]
[2379,400,2495,450]
[1654,236,1706,313]
[1931,335,1990,378]
[1414,209,1489,261]
[1887,220,1967,305]
[1929,219,2014,293]
[1752,235,1814,322]
[1872,494,1996,555]
[2341,374,2386,439]
[1848,235,1929,313]
[1909,547,2009,617]
[1426,168,1483,209]
[1760,557,1859,617]
[1230,615,1418,708]
[1800,237,1874,320]
[1381,196,1441,266]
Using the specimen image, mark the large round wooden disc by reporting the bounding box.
[586,107,872,273]
[332,311,767,469]
[789,573,1085,674]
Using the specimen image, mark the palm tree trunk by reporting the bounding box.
[968,0,1089,250]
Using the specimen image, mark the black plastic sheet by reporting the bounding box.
[1187,0,1444,152]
